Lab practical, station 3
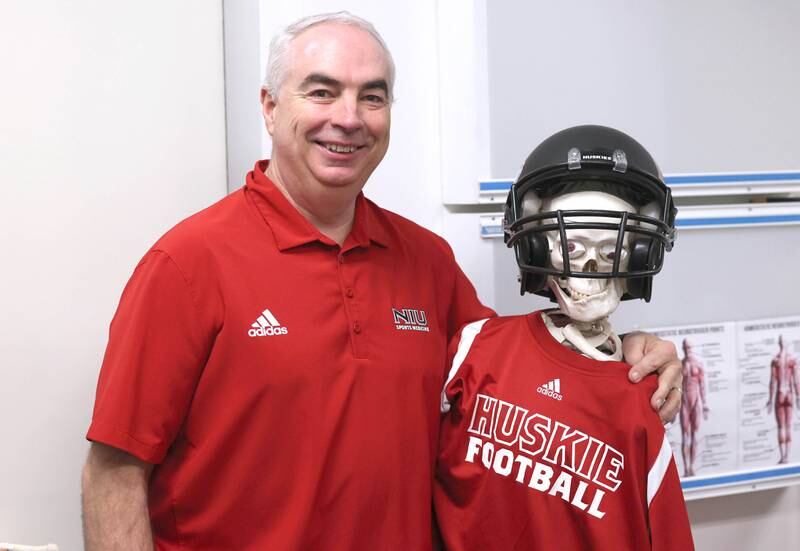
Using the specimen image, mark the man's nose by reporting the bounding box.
[330,95,363,132]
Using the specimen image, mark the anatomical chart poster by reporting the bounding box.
[736,316,800,468]
[649,322,739,478]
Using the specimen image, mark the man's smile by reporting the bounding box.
[315,140,365,156]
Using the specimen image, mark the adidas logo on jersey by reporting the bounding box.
[537,378,563,401]
[248,308,288,337]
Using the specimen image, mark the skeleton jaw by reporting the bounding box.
[548,276,624,323]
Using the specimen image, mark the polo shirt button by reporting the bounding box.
[353,321,362,333]
[338,255,345,264]
[345,288,354,298]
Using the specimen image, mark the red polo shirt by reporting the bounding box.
[87,161,494,550]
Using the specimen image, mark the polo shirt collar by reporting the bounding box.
[246,160,390,251]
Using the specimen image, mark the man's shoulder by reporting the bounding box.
[153,189,248,253]
[145,188,254,273]
[366,198,454,254]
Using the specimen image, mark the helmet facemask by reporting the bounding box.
[504,125,676,303]
[503,124,677,360]
[533,190,636,323]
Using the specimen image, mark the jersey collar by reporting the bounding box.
[246,160,390,251]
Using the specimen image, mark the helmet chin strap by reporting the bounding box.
[541,311,623,362]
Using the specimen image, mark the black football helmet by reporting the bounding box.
[503,125,677,302]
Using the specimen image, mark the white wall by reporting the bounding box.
[0,1,227,549]
[688,488,800,550]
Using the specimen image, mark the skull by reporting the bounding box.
[538,191,637,323]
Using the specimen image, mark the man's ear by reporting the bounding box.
[261,87,277,135]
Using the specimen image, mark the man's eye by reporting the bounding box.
[308,89,333,98]
[362,94,387,105]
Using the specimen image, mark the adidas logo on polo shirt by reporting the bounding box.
[248,308,288,337]
[537,378,563,401]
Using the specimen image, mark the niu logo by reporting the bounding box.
[392,308,430,333]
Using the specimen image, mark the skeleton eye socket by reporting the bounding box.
[564,240,585,258]
[600,243,627,262]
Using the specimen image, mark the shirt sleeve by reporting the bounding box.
[445,252,496,342]
[647,433,696,551]
[86,249,217,463]
[440,319,491,414]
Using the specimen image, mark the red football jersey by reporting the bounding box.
[434,312,694,551]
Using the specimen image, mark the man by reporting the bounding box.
[82,12,682,551]
[680,338,709,476]
[766,335,799,464]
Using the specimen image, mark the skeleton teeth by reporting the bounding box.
[324,143,357,153]
[566,287,607,302]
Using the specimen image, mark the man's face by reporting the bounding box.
[262,23,391,195]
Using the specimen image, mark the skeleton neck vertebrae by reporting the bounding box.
[542,310,622,362]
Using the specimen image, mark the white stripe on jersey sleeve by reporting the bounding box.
[440,318,490,413]
[647,433,674,506]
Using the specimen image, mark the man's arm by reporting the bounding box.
[82,442,154,551]
[621,332,682,424]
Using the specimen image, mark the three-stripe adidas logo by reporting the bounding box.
[248,308,288,337]
[537,378,563,401]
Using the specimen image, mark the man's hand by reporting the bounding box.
[622,331,682,424]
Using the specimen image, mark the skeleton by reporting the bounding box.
[522,189,640,361]
[504,126,676,364]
